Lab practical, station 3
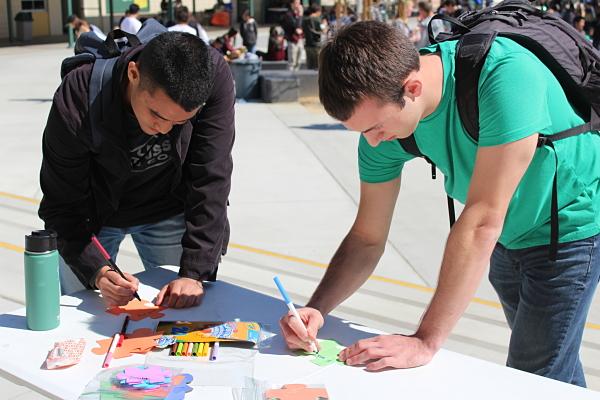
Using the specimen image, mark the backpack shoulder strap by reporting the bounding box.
[397,135,424,157]
[455,30,498,142]
[88,57,118,151]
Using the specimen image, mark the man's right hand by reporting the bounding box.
[279,307,324,352]
[95,266,140,307]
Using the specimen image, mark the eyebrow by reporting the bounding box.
[150,109,188,125]
[361,122,382,135]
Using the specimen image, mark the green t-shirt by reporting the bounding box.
[358,37,600,249]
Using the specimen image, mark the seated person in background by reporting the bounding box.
[168,7,197,35]
[257,26,287,61]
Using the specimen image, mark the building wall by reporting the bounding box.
[0,3,9,39]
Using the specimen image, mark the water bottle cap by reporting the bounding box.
[25,230,58,253]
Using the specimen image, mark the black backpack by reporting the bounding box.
[60,19,167,150]
[399,0,600,260]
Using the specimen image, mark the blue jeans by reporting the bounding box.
[59,214,185,294]
[489,233,600,387]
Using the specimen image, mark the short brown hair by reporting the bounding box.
[319,21,419,121]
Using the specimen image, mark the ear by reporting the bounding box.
[127,61,141,86]
[403,78,423,102]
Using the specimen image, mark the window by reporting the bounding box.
[21,1,46,11]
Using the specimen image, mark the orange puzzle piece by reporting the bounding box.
[92,328,163,359]
[265,384,329,400]
[107,299,166,321]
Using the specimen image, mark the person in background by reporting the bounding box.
[66,14,106,40]
[120,3,142,34]
[281,0,304,70]
[188,12,210,44]
[441,0,464,18]
[573,15,591,40]
[240,9,258,53]
[412,1,444,48]
[257,26,287,61]
[211,36,226,56]
[168,7,197,35]
[222,28,242,59]
[302,4,323,70]
[392,0,413,38]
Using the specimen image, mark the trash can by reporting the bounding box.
[229,58,262,99]
[14,11,33,42]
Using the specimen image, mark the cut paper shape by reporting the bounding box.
[116,365,172,389]
[165,373,194,400]
[92,328,163,359]
[297,339,345,367]
[265,384,329,400]
[45,338,86,369]
[107,298,167,321]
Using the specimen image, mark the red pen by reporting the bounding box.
[117,316,130,347]
[91,235,141,301]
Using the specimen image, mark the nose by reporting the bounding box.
[154,120,173,135]
[363,131,383,147]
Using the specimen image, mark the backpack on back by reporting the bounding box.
[399,0,600,259]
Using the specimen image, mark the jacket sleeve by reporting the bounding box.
[38,67,108,289]
[178,50,235,281]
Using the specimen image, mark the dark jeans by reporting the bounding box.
[60,214,185,294]
[489,233,600,387]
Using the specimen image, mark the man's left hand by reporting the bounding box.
[155,277,204,308]
[338,334,437,371]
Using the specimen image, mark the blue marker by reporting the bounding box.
[273,276,317,353]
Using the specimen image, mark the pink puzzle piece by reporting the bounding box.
[107,299,166,321]
[265,384,329,400]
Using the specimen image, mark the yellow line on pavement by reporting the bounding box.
[1,191,598,330]
[0,191,40,205]
[0,241,24,253]
[230,242,501,308]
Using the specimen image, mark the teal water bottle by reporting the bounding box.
[24,230,60,331]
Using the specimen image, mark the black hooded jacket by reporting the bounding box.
[38,45,235,288]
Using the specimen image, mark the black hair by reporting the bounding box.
[128,3,140,14]
[137,32,214,112]
[175,7,189,23]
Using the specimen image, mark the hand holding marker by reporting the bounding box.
[273,276,318,353]
[91,235,141,301]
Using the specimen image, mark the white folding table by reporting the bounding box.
[0,266,596,399]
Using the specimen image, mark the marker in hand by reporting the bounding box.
[91,235,141,301]
[273,276,318,353]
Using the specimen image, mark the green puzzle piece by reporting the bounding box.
[297,339,345,366]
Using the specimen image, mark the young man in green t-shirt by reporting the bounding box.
[278,21,600,386]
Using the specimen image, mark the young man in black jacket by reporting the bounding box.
[39,32,235,309]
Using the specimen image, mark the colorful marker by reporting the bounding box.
[273,276,318,353]
[175,342,183,356]
[103,333,120,368]
[210,341,220,361]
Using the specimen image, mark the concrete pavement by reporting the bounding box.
[0,38,598,399]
